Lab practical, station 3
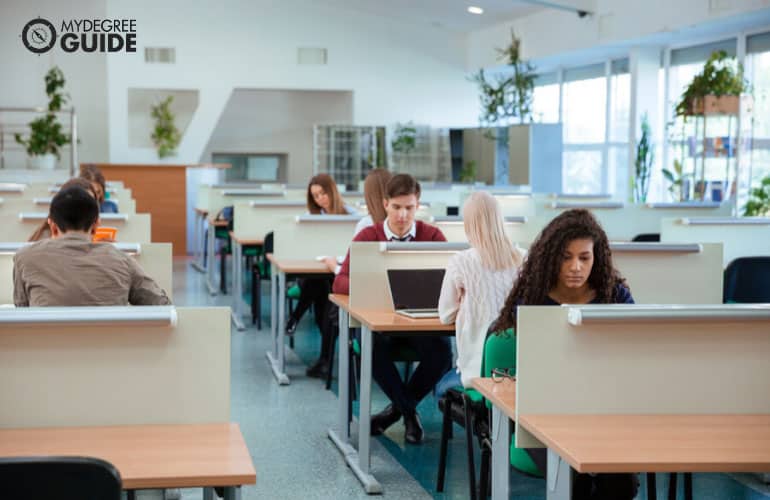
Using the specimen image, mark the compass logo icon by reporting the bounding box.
[21,17,57,54]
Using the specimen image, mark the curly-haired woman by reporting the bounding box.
[492,208,637,500]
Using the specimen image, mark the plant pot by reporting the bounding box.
[27,154,57,170]
[689,95,740,116]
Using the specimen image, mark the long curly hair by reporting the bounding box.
[490,209,628,331]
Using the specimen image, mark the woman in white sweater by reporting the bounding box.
[436,191,524,393]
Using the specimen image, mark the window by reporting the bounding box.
[747,31,770,188]
[532,72,559,123]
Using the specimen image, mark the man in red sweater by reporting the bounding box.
[333,174,451,444]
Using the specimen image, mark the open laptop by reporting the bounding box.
[386,269,445,319]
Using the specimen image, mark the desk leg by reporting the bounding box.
[266,270,290,385]
[343,325,382,493]
[547,449,572,500]
[231,240,245,331]
[191,214,204,273]
[223,486,241,500]
[205,221,218,296]
[329,309,355,453]
[491,405,511,500]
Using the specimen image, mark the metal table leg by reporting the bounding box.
[491,405,511,500]
[329,309,357,454]
[266,270,289,385]
[205,220,218,296]
[547,449,572,500]
[231,239,245,330]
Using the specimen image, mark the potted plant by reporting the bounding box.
[675,50,749,118]
[459,160,477,183]
[662,159,692,202]
[471,30,536,132]
[14,66,71,170]
[743,175,770,216]
[633,113,654,202]
[151,96,181,158]
[390,121,417,169]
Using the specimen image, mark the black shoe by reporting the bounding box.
[404,411,424,444]
[285,317,298,336]
[371,404,402,436]
[306,358,329,378]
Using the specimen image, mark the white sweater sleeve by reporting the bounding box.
[438,255,462,325]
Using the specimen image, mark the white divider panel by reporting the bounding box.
[515,305,770,448]
[494,194,536,217]
[430,216,532,245]
[0,197,136,215]
[0,242,173,304]
[273,215,361,260]
[0,306,230,428]
[232,200,307,240]
[1,213,152,243]
[611,242,723,304]
[661,217,770,266]
[206,188,286,216]
[349,242,466,310]
[528,203,732,241]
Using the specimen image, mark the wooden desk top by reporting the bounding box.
[0,423,256,489]
[229,231,263,246]
[518,414,770,474]
[266,255,333,274]
[346,306,455,333]
[329,293,349,310]
[472,377,516,419]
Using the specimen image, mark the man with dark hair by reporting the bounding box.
[13,185,170,307]
[332,173,451,444]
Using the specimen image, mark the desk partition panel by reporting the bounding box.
[272,215,362,260]
[661,217,770,266]
[515,304,770,448]
[1,213,152,243]
[232,200,307,240]
[0,306,230,428]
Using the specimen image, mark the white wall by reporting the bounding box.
[105,0,479,165]
[0,0,109,169]
[467,0,770,70]
[200,89,353,185]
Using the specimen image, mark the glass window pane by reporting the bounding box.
[563,149,603,194]
[532,83,559,123]
[609,73,630,142]
[748,50,770,187]
[563,77,607,143]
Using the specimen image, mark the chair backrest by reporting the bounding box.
[723,256,770,303]
[0,456,122,500]
[482,329,516,377]
[631,233,660,242]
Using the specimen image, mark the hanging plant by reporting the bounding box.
[675,50,748,118]
[633,113,654,202]
[150,96,181,158]
[470,30,536,135]
[14,66,71,159]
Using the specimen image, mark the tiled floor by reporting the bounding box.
[172,257,770,500]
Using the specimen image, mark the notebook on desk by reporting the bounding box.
[386,269,445,319]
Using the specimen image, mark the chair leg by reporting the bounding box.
[647,473,657,500]
[402,361,411,383]
[683,473,692,500]
[463,397,478,500]
[436,398,452,492]
[667,473,678,500]
[479,439,491,500]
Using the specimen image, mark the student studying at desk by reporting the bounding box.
[491,208,637,500]
[13,185,170,307]
[333,173,451,444]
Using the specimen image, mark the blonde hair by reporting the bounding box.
[307,173,347,214]
[363,169,392,224]
[463,191,522,271]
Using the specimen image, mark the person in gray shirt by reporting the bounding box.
[13,185,170,307]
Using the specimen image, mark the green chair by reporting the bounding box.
[436,329,519,500]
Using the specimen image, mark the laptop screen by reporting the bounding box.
[386,269,446,310]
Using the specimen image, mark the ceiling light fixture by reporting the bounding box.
[467,6,484,14]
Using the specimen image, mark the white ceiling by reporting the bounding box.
[316,0,542,32]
